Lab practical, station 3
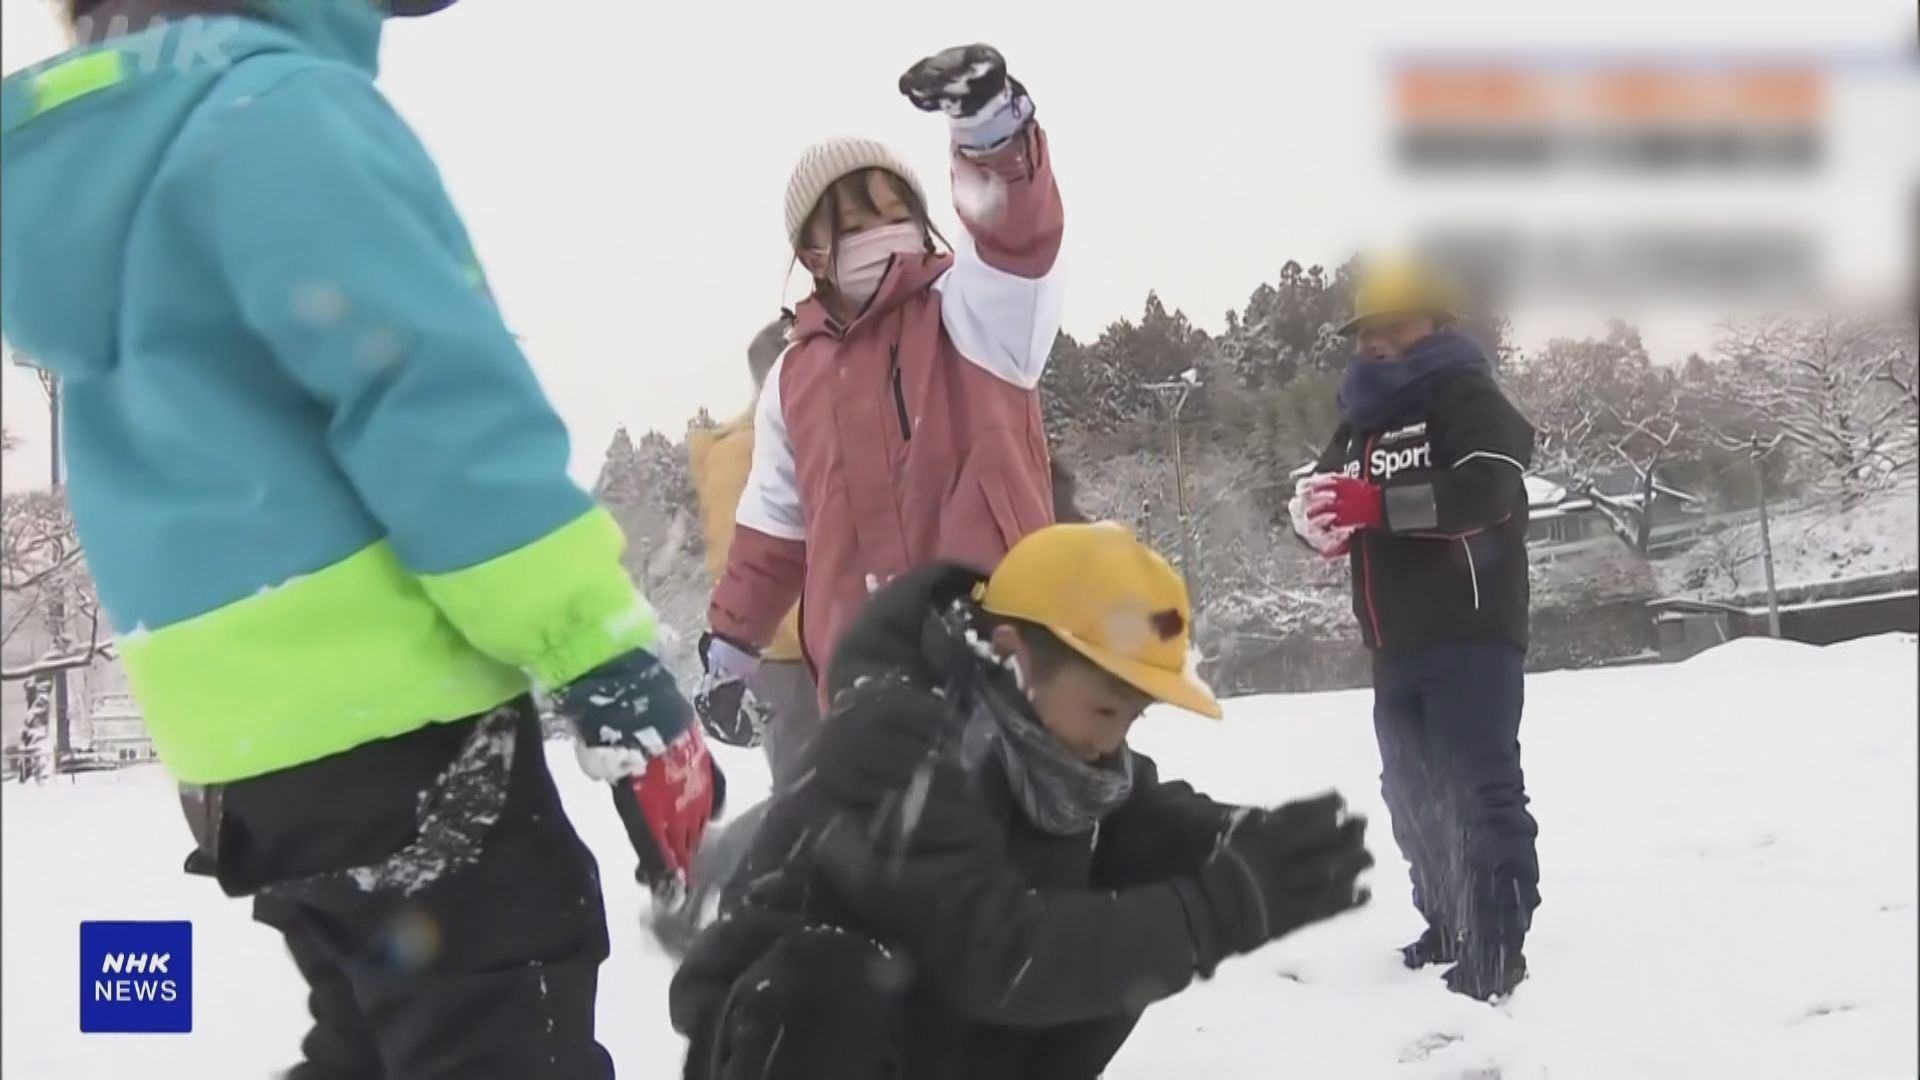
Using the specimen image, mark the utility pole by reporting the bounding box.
[1145,370,1202,604]
[1751,435,1783,639]
[22,359,73,770]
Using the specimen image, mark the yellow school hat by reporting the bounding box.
[1340,258,1462,336]
[979,523,1223,719]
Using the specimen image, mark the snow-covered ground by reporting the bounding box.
[4,636,1915,1079]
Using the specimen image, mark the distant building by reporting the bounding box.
[1579,468,1708,556]
[1586,465,1704,523]
[1525,476,1612,557]
[83,692,156,766]
[1528,471,1709,557]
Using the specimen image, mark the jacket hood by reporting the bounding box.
[0,1,382,379]
[791,251,953,345]
[685,409,754,462]
[823,560,989,700]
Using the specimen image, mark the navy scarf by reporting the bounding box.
[1336,330,1489,431]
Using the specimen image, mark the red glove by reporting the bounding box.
[620,727,716,886]
[1309,475,1386,532]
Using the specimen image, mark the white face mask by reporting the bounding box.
[827,222,925,308]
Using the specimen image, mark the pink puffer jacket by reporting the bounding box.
[710,122,1065,685]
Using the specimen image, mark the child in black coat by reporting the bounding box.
[671,525,1373,1079]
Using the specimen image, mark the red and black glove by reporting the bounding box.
[553,649,722,898]
[1307,475,1386,532]
[1290,475,1355,559]
[609,727,722,898]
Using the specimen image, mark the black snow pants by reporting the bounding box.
[677,917,1140,1080]
[1371,644,1541,956]
[180,700,615,1080]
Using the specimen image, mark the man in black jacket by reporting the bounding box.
[1289,262,1540,1001]
[670,523,1373,1079]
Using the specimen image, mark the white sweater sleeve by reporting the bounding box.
[733,347,806,541]
[931,235,1064,390]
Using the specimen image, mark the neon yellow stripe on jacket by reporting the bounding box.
[419,508,656,690]
[123,509,653,784]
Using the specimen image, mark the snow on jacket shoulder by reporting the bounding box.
[710,122,1064,676]
[686,409,802,662]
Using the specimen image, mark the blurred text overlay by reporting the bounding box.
[1372,50,1918,316]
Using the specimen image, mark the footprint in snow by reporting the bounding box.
[1398,1031,1462,1063]
[1792,1002,1857,1025]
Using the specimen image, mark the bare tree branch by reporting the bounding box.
[1,486,109,678]
[0,641,117,683]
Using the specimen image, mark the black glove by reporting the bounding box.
[1177,793,1373,976]
[899,44,1025,120]
[694,632,769,749]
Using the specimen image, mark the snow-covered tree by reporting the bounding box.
[1710,312,1919,504]
[592,426,708,678]
[0,486,112,683]
[1042,294,1214,450]
[594,426,701,587]
[1510,321,1690,552]
[14,679,50,783]
[1214,260,1357,390]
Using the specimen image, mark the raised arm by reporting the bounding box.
[902,46,1065,391]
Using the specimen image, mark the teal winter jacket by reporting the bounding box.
[0,3,655,782]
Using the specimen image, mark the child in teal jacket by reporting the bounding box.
[1,2,712,1073]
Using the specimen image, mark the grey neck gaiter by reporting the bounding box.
[962,682,1133,838]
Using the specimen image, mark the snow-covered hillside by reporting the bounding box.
[1660,489,1918,599]
[4,636,1915,1079]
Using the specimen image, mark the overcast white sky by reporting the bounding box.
[2,0,1912,491]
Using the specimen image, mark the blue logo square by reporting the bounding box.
[79,921,192,1033]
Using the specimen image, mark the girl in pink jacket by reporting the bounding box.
[696,44,1065,733]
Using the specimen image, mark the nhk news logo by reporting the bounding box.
[79,921,192,1033]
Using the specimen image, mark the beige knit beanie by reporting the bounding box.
[783,137,928,250]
